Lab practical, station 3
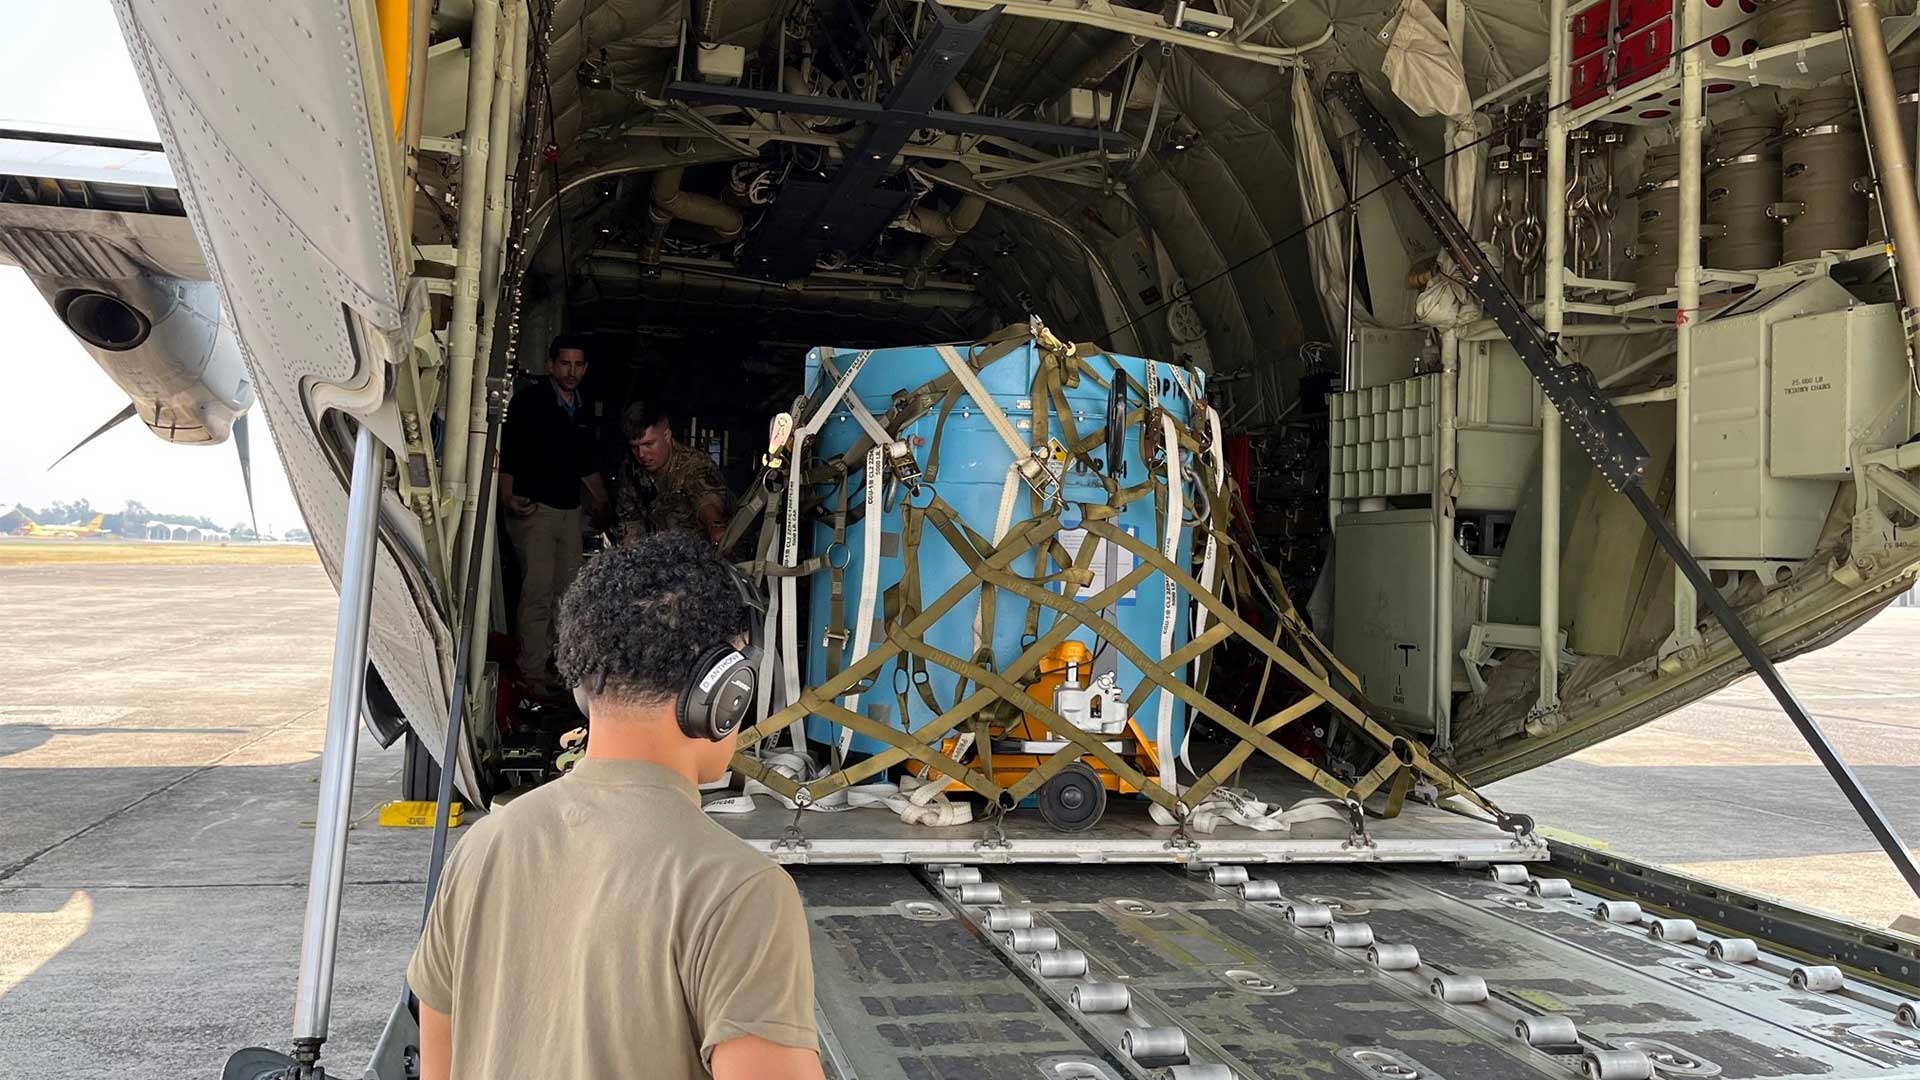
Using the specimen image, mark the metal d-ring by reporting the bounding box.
[824,540,851,570]
[907,481,938,509]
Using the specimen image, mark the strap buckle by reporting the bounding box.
[885,439,923,488]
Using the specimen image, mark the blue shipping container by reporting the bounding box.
[800,341,1200,769]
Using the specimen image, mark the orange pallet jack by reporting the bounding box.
[925,641,1162,831]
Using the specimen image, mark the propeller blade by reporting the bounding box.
[234,410,258,536]
[48,403,139,470]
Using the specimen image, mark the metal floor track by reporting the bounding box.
[797,862,1920,1080]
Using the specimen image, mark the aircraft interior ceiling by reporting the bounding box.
[428,0,1579,390]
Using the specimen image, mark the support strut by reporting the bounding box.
[290,422,387,1068]
[1324,73,1920,901]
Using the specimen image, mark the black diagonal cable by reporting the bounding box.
[1324,49,1920,901]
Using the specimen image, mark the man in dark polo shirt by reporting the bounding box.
[500,334,608,692]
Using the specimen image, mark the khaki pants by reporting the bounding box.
[506,503,583,687]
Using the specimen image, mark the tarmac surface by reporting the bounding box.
[1,548,1916,1076]
[0,550,426,1078]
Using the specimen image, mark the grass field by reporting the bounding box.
[0,538,320,566]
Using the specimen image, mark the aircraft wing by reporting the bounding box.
[94,1,459,779]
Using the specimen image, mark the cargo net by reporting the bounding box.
[715,320,1512,836]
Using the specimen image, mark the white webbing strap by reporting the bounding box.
[1182,405,1228,773]
[779,350,875,745]
[1148,790,1350,835]
[817,354,894,450]
[1155,410,1183,794]
[935,344,1030,461]
[704,751,973,826]
[836,447,886,758]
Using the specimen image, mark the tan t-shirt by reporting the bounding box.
[407,758,817,1078]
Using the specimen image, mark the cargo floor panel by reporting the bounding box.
[713,761,1543,865]
[795,868,1127,1080]
[795,866,1920,1079]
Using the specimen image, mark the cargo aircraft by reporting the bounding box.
[10,0,1920,1077]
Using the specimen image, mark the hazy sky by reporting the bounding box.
[0,1,306,534]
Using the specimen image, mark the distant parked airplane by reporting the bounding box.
[20,513,107,539]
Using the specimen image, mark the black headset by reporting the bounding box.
[679,559,765,741]
[677,642,761,741]
[572,560,765,742]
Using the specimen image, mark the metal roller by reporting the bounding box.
[1369,943,1421,970]
[1582,1049,1655,1080]
[1286,902,1334,927]
[955,882,1002,905]
[1646,918,1697,943]
[983,906,1033,931]
[1069,981,1132,1014]
[1791,965,1844,992]
[1896,1000,1917,1028]
[1325,922,1375,948]
[1430,974,1490,1003]
[1516,1013,1581,1048]
[1490,864,1531,885]
[1006,927,1059,953]
[1708,937,1758,963]
[1209,865,1250,887]
[1029,949,1088,978]
[1241,880,1284,902]
[1530,878,1573,899]
[1167,1068,1232,1080]
[938,867,981,886]
[1594,900,1643,924]
[1120,1026,1189,1064]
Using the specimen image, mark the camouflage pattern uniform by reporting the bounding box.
[616,441,732,544]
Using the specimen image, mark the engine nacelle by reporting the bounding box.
[33,274,253,445]
[0,135,253,447]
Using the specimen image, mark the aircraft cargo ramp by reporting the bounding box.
[796,861,1920,1080]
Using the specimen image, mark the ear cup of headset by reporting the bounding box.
[679,643,761,741]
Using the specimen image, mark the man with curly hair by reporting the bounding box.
[408,533,822,1080]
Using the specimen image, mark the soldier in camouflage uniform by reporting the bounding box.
[615,401,733,546]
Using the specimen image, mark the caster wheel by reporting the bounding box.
[224,1047,297,1080]
[1038,763,1107,832]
